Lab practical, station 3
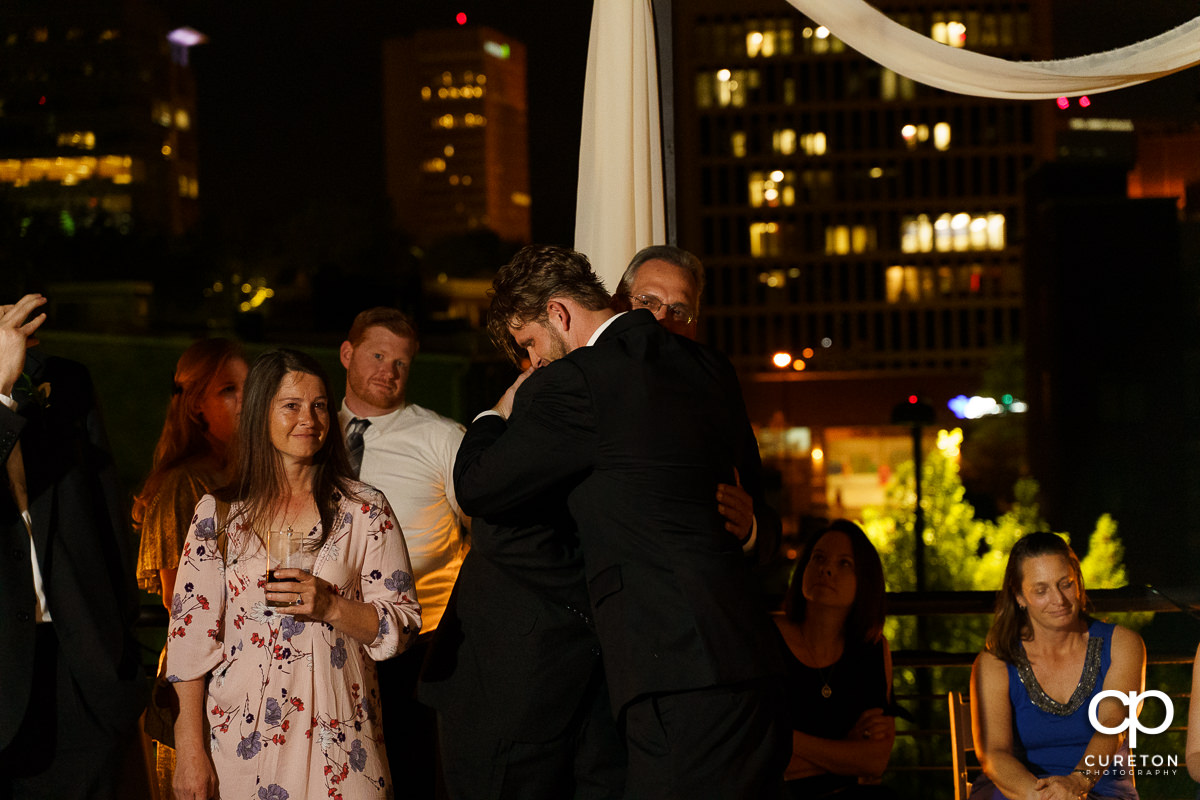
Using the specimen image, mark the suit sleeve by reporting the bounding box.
[0,402,24,465]
[738,422,782,566]
[454,361,596,518]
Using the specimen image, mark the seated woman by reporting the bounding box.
[774,519,898,799]
[970,531,1143,800]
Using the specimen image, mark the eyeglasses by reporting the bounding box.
[629,294,696,325]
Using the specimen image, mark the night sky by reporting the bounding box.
[170,0,594,249]
[168,0,1199,254]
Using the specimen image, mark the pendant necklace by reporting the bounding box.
[801,628,837,698]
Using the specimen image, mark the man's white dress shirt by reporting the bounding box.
[339,402,467,633]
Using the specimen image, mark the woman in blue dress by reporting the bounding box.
[969,532,1143,800]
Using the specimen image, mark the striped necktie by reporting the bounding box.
[345,418,370,478]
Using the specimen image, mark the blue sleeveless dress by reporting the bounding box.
[969,619,1139,800]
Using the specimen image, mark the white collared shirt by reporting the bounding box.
[339,402,467,633]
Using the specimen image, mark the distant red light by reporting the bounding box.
[38,96,46,105]
[456,12,467,25]
[1056,97,1069,109]
[908,395,919,404]
[1079,95,1091,108]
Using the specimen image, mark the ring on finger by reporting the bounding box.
[293,593,301,606]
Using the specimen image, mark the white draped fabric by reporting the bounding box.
[574,0,665,291]
[786,0,1200,99]
[571,1,1200,292]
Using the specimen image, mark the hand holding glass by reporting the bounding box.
[266,528,313,608]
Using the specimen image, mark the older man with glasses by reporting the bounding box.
[616,245,782,562]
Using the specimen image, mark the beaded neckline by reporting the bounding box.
[1014,633,1103,717]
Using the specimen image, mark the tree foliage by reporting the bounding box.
[859,437,1150,658]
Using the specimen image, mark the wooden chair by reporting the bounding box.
[949,691,976,800]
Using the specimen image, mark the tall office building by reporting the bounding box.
[0,0,202,244]
[383,26,530,249]
[671,0,1052,520]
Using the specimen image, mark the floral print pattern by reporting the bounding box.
[167,487,420,800]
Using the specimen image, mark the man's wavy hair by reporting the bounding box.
[487,244,611,366]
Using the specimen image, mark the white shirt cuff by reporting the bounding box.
[740,515,758,554]
[0,392,16,411]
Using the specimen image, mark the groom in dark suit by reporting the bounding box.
[0,294,146,798]
[454,245,787,799]
[418,496,626,798]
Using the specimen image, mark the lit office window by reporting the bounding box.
[56,131,96,150]
[800,132,827,156]
[32,28,49,43]
[933,122,951,150]
[746,31,769,58]
[421,86,432,100]
[758,269,787,288]
[900,214,932,254]
[695,69,758,108]
[886,266,918,302]
[799,25,844,54]
[902,213,1005,253]
[422,158,447,173]
[772,129,796,155]
[0,154,136,186]
[987,213,1006,249]
[749,170,795,208]
[731,131,747,157]
[174,109,191,130]
[880,69,917,101]
[749,222,782,257]
[825,225,876,255]
[745,21,793,57]
[901,123,929,149]
[886,264,1002,303]
[932,19,967,47]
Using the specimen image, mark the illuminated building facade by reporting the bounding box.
[0,0,202,241]
[383,27,530,248]
[671,0,1053,521]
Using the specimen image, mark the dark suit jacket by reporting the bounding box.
[418,490,604,743]
[0,352,145,751]
[455,310,782,712]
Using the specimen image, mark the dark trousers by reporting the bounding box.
[438,669,626,800]
[622,678,789,800]
[377,633,441,799]
[0,624,142,800]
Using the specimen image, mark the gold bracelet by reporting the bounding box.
[1071,767,1097,793]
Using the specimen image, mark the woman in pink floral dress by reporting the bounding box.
[167,349,421,800]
